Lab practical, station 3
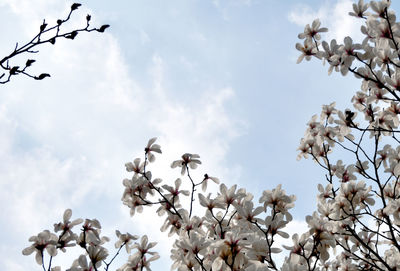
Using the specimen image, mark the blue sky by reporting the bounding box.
[1,0,398,270]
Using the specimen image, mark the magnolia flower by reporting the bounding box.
[259,184,295,214]
[295,39,321,63]
[54,209,83,234]
[384,247,400,269]
[339,36,361,75]
[160,214,183,236]
[211,230,249,270]
[351,91,367,111]
[177,231,210,259]
[69,254,94,271]
[162,178,190,201]
[334,109,356,139]
[321,40,341,74]
[201,173,220,192]
[78,218,103,246]
[199,193,225,211]
[298,19,328,41]
[386,71,400,91]
[246,240,276,265]
[317,183,334,203]
[117,253,148,271]
[265,213,290,239]
[235,201,264,223]
[320,102,337,123]
[144,137,162,162]
[87,245,108,267]
[373,39,395,69]
[129,235,159,267]
[349,0,370,18]
[22,230,58,265]
[370,0,391,18]
[281,257,308,271]
[282,233,309,262]
[115,230,139,253]
[57,232,78,252]
[171,153,202,175]
[217,183,243,206]
[245,261,270,271]
[125,158,146,176]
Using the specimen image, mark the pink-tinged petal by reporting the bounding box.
[122,178,131,186]
[148,153,156,162]
[150,144,162,153]
[78,254,88,268]
[125,162,134,172]
[22,246,35,255]
[175,178,182,188]
[253,206,264,216]
[38,230,50,240]
[171,160,181,168]
[295,43,303,51]
[28,236,38,242]
[63,209,72,222]
[344,36,353,47]
[311,19,320,29]
[141,235,148,247]
[297,54,305,64]
[181,190,190,196]
[152,178,162,185]
[210,176,219,184]
[147,254,160,262]
[148,241,157,249]
[91,219,101,229]
[35,251,43,265]
[147,137,157,147]
[70,218,83,227]
[46,245,57,256]
[201,180,208,192]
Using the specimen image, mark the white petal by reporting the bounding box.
[22,246,35,256]
[147,137,157,147]
[63,209,72,222]
[35,251,43,265]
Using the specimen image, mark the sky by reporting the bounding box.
[1,0,398,270]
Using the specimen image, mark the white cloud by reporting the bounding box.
[288,4,326,26]
[190,32,207,43]
[213,0,253,8]
[0,0,61,17]
[288,0,364,43]
[212,0,254,21]
[139,28,151,45]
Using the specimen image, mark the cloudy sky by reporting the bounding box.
[1,0,397,270]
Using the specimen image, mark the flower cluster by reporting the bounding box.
[121,138,297,270]
[23,209,158,271]
[295,0,400,269]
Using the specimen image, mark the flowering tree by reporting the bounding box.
[23,0,400,270]
[294,0,400,270]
